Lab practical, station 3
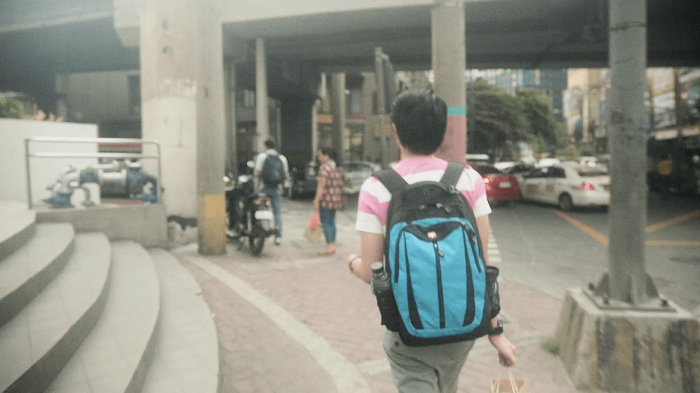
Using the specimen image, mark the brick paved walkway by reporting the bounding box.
[174,198,586,393]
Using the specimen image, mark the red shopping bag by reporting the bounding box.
[304,211,322,243]
[308,211,320,229]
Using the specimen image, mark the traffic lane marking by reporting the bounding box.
[646,240,700,246]
[551,210,700,247]
[645,210,700,233]
[551,210,609,245]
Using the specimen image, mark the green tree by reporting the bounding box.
[0,98,24,119]
[516,89,557,145]
[467,79,527,155]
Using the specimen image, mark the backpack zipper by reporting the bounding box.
[393,231,404,283]
[461,224,477,326]
[461,223,482,273]
[433,240,446,328]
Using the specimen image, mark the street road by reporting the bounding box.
[489,191,700,315]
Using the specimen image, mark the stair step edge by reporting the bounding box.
[140,248,218,393]
[0,223,75,327]
[0,201,36,261]
[46,240,161,393]
[0,232,111,393]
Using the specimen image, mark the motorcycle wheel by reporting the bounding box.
[226,221,245,240]
[226,199,246,240]
[249,235,265,256]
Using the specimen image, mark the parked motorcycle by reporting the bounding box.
[224,161,276,256]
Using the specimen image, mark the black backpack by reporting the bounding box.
[261,154,285,186]
[373,162,500,346]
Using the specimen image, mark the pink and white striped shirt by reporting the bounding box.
[355,157,491,234]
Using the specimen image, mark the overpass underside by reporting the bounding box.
[1,0,699,101]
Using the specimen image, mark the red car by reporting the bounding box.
[474,164,520,205]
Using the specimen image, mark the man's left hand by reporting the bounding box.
[488,334,517,368]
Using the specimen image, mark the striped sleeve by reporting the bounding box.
[459,168,491,217]
[355,177,389,234]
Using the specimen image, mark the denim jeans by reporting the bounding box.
[319,207,336,244]
[261,185,282,238]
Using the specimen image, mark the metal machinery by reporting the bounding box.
[43,160,158,208]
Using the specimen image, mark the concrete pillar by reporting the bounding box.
[255,38,270,153]
[431,0,467,164]
[140,0,226,255]
[225,59,238,176]
[330,73,346,155]
[275,103,282,150]
[607,0,649,303]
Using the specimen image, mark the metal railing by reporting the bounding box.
[24,136,162,209]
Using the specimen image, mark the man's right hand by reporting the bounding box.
[488,334,517,368]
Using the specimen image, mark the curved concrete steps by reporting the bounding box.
[0,201,36,261]
[0,200,218,393]
[46,241,161,393]
[0,223,75,327]
[141,249,218,393]
[0,232,111,393]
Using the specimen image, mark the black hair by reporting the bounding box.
[319,147,337,162]
[390,90,447,155]
[264,138,276,149]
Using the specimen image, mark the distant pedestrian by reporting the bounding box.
[313,147,344,255]
[346,90,517,393]
[255,138,288,245]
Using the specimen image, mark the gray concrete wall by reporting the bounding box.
[36,204,168,248]
[57,70,140,123]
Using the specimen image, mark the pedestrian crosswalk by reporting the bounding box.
[488,227,501,264]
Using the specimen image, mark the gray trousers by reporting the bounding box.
[383,330,475,393]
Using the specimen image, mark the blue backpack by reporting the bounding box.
[374,162,499,346]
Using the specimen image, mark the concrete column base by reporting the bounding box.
[555,288,700,393]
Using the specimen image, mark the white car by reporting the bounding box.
[535,158,562,168]
[520,164,610,211]
[341,160,381,193]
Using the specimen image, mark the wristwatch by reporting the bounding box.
[488,319,504,336]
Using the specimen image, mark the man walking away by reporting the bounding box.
[346,90,517,393]
[255,138,288,245]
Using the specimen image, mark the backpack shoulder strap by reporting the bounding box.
[440,162,465,188]
[373,168,408,196]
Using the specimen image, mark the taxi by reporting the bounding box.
[520,164,610,211]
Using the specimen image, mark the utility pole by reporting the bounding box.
[556,2,699,391]
[375,47,389,169]
[596,0,657,306]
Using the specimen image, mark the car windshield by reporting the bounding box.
[507,165,532,174]
[577,166,608,177]
[476,165,502,175]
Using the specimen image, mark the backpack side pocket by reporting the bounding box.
[486,265,500,318]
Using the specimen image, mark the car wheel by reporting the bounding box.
[559,194,574,212]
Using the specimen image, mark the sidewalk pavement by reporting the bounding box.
[173,198,587,393]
